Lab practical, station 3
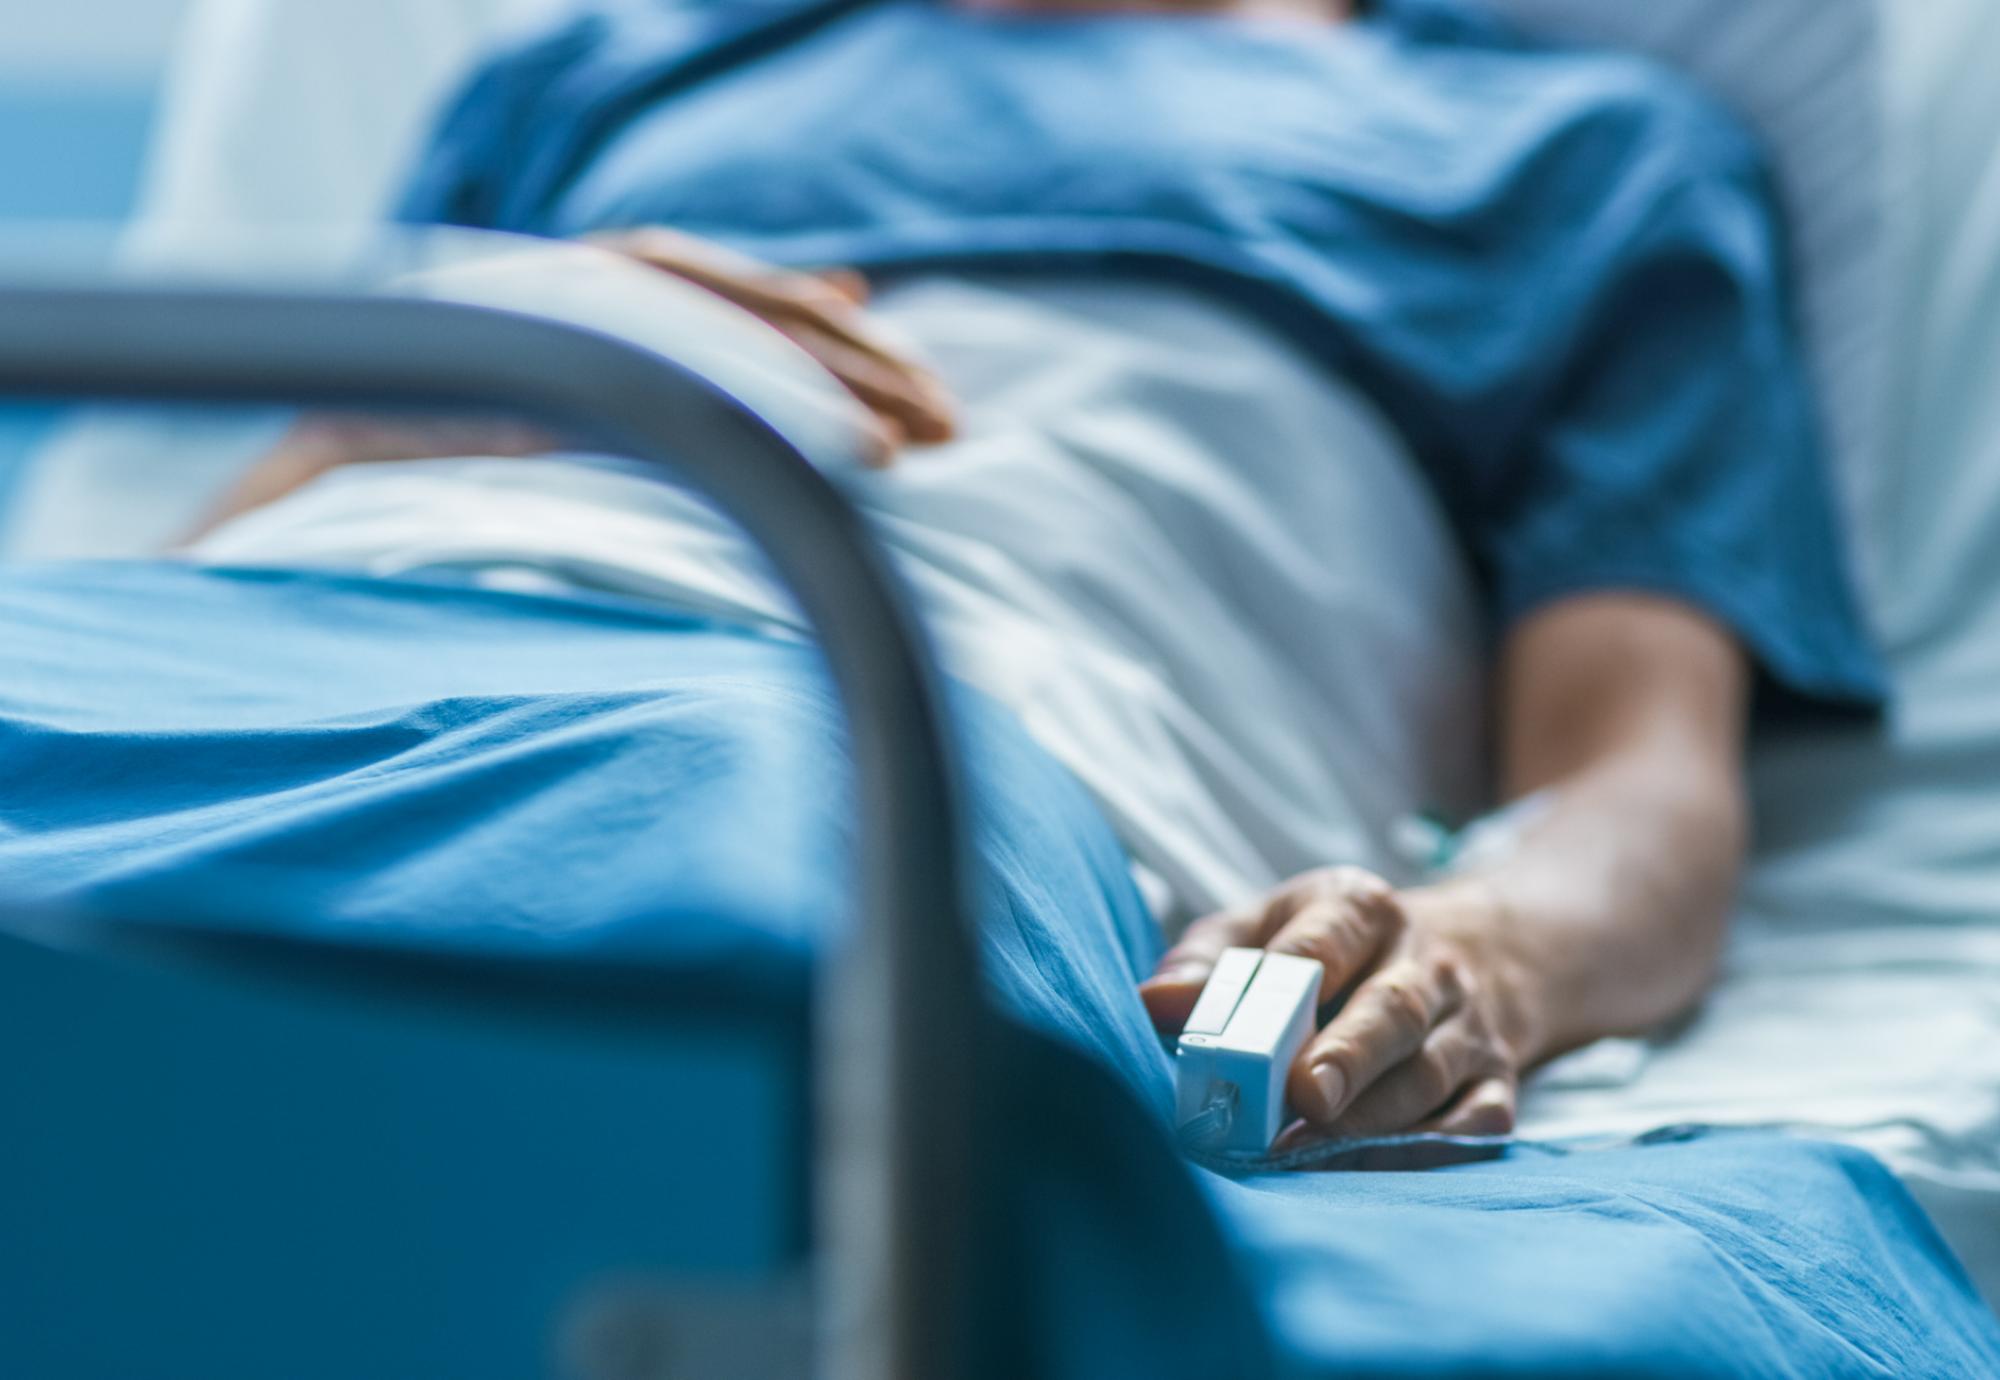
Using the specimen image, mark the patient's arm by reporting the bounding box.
[1141,592,1749,1140]
[1460,593,1750,1064]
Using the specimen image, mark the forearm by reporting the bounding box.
[1413,594,1752,1068]
[1406,743,1746,1068]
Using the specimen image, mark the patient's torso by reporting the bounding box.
[404,0,1886,724]
[194,274,1484,923]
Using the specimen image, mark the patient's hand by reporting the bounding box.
[1141,867,1530,1144]
[590,226,958,463]
[1143,598,1750,1153]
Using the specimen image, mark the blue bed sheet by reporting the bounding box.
[3,560,1996,1378]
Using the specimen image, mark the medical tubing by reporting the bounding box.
[1176,1084,1241,1152]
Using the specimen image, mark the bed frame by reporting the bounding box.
[0,281,981,1380]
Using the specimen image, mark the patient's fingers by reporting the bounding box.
[1140,866,1402,1035]
[751,284,957,438]
[783,321,959,448]
[590,227,958,454]
[1311,1006,1499,1135]
[1262,867,1404,1007]
[1422,1075,1518,1138]
[1286,953,1463,1125]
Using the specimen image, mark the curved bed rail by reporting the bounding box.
[0,283,978,1380]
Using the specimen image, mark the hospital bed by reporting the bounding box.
[0,258,983,1379]
[12,238,2000,1380]
[6,1,2000,1376]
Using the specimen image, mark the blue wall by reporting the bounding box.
[0,81,155,221]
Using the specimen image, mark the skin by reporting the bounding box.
[589,227,959,459]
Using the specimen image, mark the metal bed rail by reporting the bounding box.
[0,282,980,1380]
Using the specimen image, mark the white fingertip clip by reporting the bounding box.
[1174,947,1324,1154]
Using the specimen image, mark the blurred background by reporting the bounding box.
[0,0,192,497]
[0,0,186,221]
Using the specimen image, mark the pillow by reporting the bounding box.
[1868,0,2000,650]
[1482,0,1893,619]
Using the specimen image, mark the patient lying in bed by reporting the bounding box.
[183,0,1886,1152]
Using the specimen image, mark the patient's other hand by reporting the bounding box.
[589,226,959,465]
[1141,867,1531,1147]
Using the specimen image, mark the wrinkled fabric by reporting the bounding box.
[191,271,1487,924]
[402,0,1885,720]
[2,561,1995,1375]
[1,561,1170,1088]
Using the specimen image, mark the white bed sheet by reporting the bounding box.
[1520,701,2000,1302]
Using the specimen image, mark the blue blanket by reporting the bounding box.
[4,561,1995,1377]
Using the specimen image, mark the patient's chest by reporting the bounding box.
[556,5,1470,252]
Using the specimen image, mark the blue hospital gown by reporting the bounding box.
[403,0,1886,717]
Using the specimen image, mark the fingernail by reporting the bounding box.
[1311,1062,1346,1117]
[1145,963,1206,988]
